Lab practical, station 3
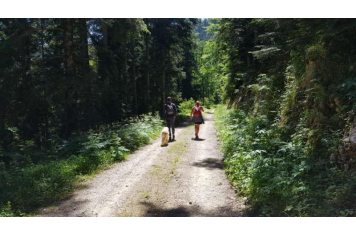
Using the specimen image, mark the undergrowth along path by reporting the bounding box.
[37,113,244,217]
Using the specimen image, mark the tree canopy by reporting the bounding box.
[0,18,198,144]
[1,18,356,216]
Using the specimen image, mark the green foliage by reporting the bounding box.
[0,18,199,216]
[0,202,18,217]
[175,98,195,124]
[306,45,326,62]
[175,98,213,123]
[215,105,356,216]
[210,19,356,216]
[0,114,163,216]
[2,18,356,217]
[340,77,356,112]
[192,19,224,105]
[215,105,309,216]
[0,18,197,147]
[178,98,195,116]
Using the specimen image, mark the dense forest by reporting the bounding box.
[0,18,199,142]
[0,18,200,216]
[1,18,356,216]
[208,19,356,216]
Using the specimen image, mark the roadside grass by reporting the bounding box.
[118,123,191,217]
[117,209,133,217]
[140,191,151,200]
[117,199,136,217]
[154,137,188,184]
[149,164,163,176]
[167,140,186,154]
[165,140,186,182]
[0,114,163,216]
[170,157,180,175]
[214,104,356,216]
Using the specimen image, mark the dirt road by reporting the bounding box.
[38,113,244,217]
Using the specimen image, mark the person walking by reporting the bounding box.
[163,97,177,142]
[190,101,204,140]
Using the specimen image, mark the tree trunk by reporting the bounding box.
[63,19,74,75]
[0,97,5,135]
[161,47,166,106]
[79,19,90,79]
[145,33,150,113]
[123,43,128,115]
[132,43,138,116]
[20,19,34,140]
[61,19,75,138]
[41,18,49,148]
[102,22,108,47]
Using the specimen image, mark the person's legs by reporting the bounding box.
[194,124,199,138]
[166,118,172,140]
[197,124,200,138]
[172,116,176,140]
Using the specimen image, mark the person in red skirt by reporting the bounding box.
[190,100,204,140]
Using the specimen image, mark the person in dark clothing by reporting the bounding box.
[163,97,177,141]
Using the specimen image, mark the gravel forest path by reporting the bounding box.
[37,112,245,217]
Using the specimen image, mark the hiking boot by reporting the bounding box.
[173,135,175,141]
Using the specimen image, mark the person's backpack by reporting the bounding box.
[193,106,201,117]
[166,104,174,115]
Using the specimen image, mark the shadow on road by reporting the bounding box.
[192,158,223,170]
[175,118,193,128]
[190,138,206,141]
[140,202,243,217]
[142,202,191,217]
[37,193,90,216]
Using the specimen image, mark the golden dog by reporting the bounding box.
[161,127,169,147]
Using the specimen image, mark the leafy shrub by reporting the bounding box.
[215,105,356,216]
[306,45,326,62]
[175,98,195,124]
[0,202,18,217]
[0,114,163,216]
[201,97,214,109]
[177,98,195,115]
[175,98,213,123]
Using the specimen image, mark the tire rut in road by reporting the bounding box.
[38,113,244,217]
[116,113,245,217]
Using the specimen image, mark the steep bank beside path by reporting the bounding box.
[38,113,244,217]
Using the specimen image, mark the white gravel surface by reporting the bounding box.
[38,113,244,217]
